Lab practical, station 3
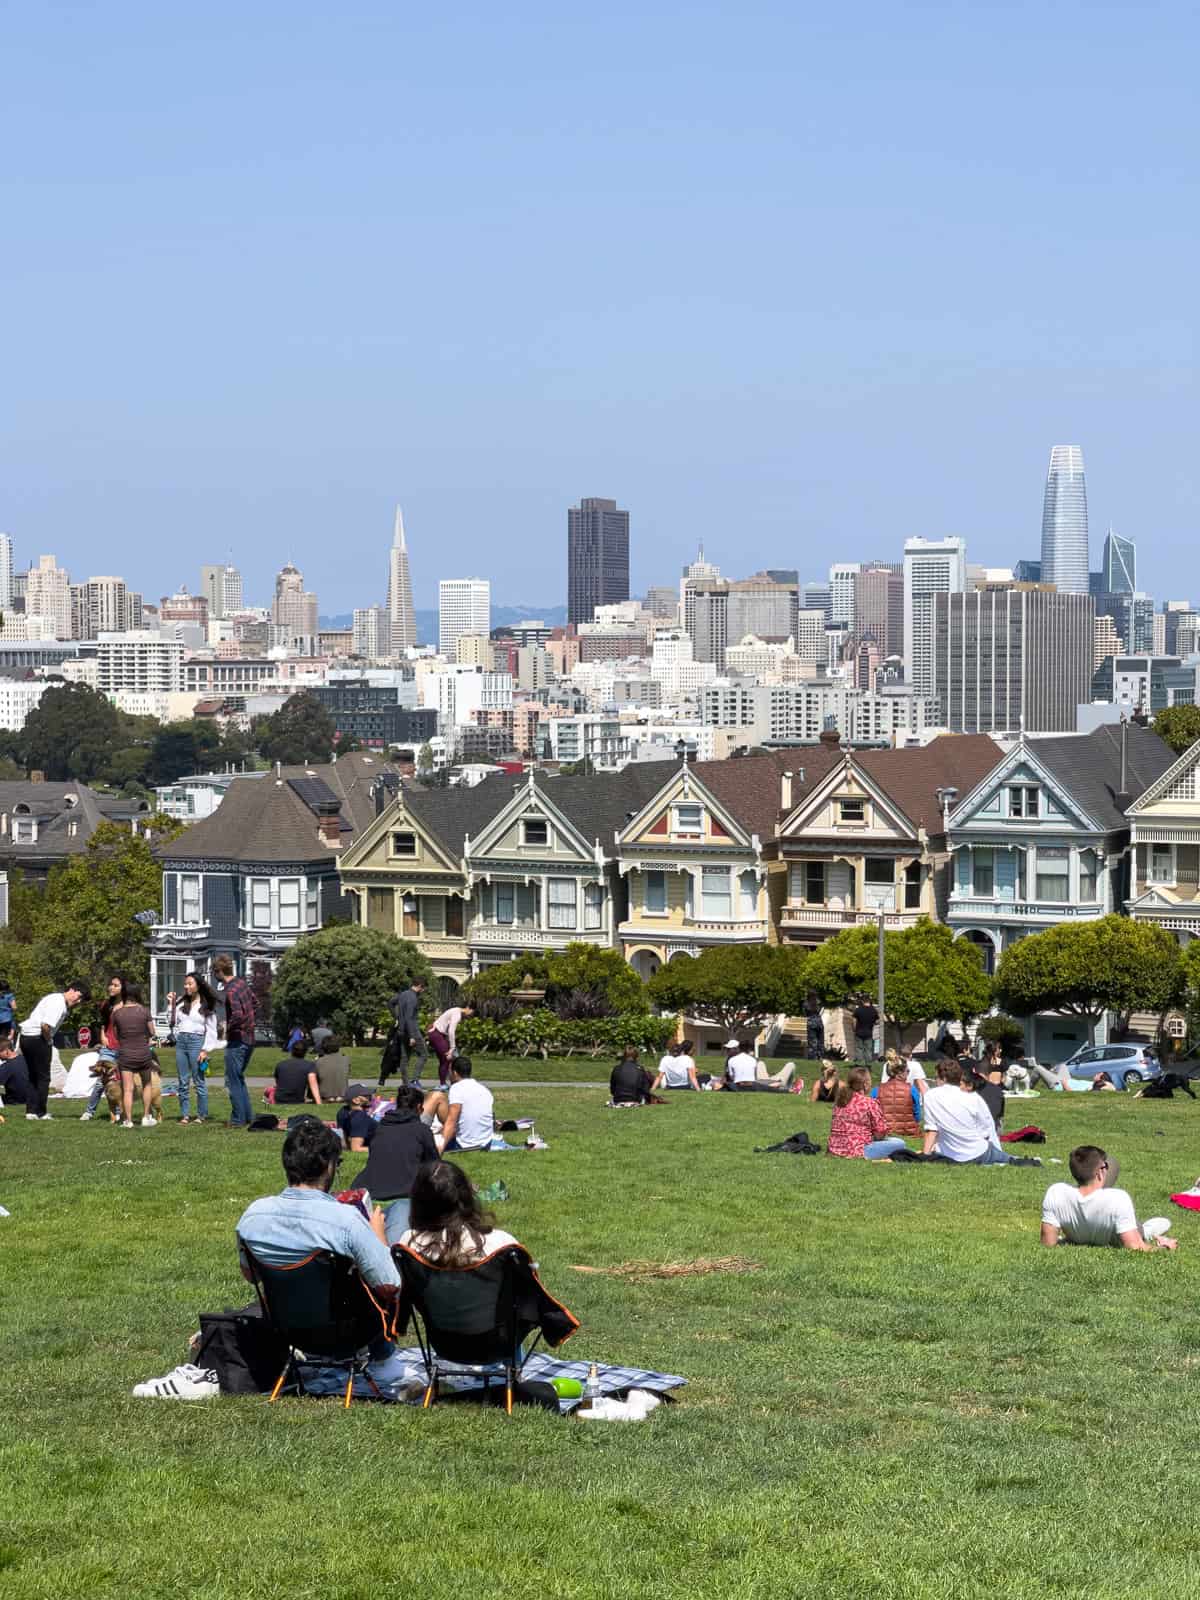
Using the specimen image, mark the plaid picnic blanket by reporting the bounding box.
[306,1350,687,1410]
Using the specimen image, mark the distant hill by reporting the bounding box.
[319,604,567,647]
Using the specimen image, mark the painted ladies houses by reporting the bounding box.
[1126,733,1200,947]
[616,750,843,980]
[336,764,676,990]
[946,722,1175,971]
[769,732,1004,949]
[149,752,386,1022]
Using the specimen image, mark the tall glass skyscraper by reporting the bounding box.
[1040,445,1089,595]
[1101,527,1136,594]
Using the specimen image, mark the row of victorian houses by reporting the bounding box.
[144,725,1200,1060]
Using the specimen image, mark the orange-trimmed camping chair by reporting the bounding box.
[394,1242,578,1414]
[239,1241,397,1408]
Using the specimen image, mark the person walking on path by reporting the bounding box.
[169,972,218,1123]
[803,992,825,1060]
[213,955,257,1128]
[380,977,428,1089]
[113,983,158,1127]
[427,1002,476,1087]
[19,981,89,1120]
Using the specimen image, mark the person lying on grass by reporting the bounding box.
[1041,1146,1178,1251]
[827,1067,911,1161]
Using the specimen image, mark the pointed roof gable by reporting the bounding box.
[850,735,1004,837]
[1126,733,1200,816]
[1028,724,1176,829]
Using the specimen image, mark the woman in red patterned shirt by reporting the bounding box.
[826,1068,911,1160]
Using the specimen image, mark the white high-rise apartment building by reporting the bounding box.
[0,536,12,613]
[419,663,512,732]
[25,556,72,638]
[96,631,184,695]
[353,606,388,657]
[438,578,490,658]
[828,564,860,627]
[201,563,243,619]
[903,537,966,694]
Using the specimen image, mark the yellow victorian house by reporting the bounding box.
[1126,734,1200,946]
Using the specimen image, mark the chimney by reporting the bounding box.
[780,770,794,812]
[319,814,341,846]
[1115,716,1133,812]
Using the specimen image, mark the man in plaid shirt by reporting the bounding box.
[213,955,257,1127]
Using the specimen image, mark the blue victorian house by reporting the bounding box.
[944,722,1175,1061]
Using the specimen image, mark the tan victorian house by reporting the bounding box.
[1126,735,1200,946]
[767,733,1003,948]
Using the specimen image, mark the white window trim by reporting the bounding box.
[672,803,703,838]
[179,872,203,926]
[278,877,302,931]
[521,819,550,848]
[642,869,669,917]
[699,864,732,920]
[248,877,272,931]
[547,877,577,931]
[583,881,604,930]
[1149,843,1177,887]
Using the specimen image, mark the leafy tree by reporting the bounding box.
[1154,705,1200,757]
[271,925,433,1043]
[417,742,434,775]
[253,692,337,766]
[994,915,1183,1042]
[460,945,648,1020]
[20,683,124,783]
[975,1013,1028,1057]
[803,920,990,1046]
[801,926,878,1007]
[647,945,806,1034]
[0,819,185,1014]
[148,720,224,786]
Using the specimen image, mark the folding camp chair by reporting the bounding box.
[395,1244,577,1415]
[239,1241,397,1409]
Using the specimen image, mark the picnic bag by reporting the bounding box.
[196,1308,288,1394]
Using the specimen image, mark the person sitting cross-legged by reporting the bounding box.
[872,1053,921,1140]
[442,1057,495,1152]
[652,1042,700,1093]
[827,1067,910,1161]
[610,1045,653,1105]
[1041,1146,1177,1250]
[236,1118,406,1383]
[922,1060,1036,1165]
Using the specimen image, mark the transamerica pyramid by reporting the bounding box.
[385,505,417,654]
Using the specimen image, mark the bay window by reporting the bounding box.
[583,882,603,930]
[701,866,732,918]
[1078,849,1098,902]
[306,880,320,927]
[738,870,758,918]
[180,874,202,925]
[278,878,301,931]
[250,878,271,930]
[1036,847,1070,902]
[972,848,995,897]
[496,883,515,925]
[904,861,922,909]
[643,870,668,914]
[864,858,895,909]
[548,878,577,930]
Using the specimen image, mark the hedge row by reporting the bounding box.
[457,1012,676,1059]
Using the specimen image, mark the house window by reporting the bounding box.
[278,879,301,931]
[366,887,394,932]
[673,803,703,837]
[402,896,420,937]
[391,831,417,857]
[249,878,272,929]
[522,819,549,847]
[701,866,732,918]
[972,848,995,897]
[496,884,515,925]
[584,881,603,929]
[1036,847,1070,901]
[643,870,668,914]
[180,874,202,925]
[446,897,464,938]
[1009,786,1039,818]
[738,870,758,918]
[12,817,36,843]
[805,861,825,904]
[1078,849,1098,902]
[864,858,895,909]
[306,880,320,927]
[516,884,538,924]
[904,861,922,909]
[1150,844,1175,885]
[547,879,577,930]
[839,798,865,823]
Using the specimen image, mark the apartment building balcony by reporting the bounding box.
[946,895,1105,925]
[148,921,212,946]
[779,905,922,933]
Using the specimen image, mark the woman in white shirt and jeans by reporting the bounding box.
[652,1041,701,1092]
[168,972,218,1124]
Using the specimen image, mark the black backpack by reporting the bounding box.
[195,1307,288,1395]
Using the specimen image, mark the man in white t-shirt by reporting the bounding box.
[921,1060,1015,1164]
[442,1057,495,1152]
[722,1039,759,1089]
[1041,1146,1178,1250]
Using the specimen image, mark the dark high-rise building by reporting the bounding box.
[932,586,1093,734]
[567,497,630,625]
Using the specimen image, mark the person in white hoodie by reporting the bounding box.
[168,972,219,1124]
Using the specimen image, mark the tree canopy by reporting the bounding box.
[994,915,1182,1034]
[253,693,337,766]
[647,945,806,1033]
[462,944,649,1018]
[271,924,433,1042]
[1153,705,1200,757]
[21,683,128,784]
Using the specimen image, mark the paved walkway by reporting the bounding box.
[233,1076,606,1091]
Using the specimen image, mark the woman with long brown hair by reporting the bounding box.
[826,1066,911,1160]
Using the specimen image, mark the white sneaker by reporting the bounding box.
[26,1113,38,1120]
[39,1114,53,1121]
[132,1363,219,1400]
[141,1115,157,1127]
[1142,1217,1172,1241]
[122,1119,134,1128]
[80,1111,94,1121]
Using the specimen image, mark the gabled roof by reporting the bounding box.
[1126,732,1200,816]
[1027,724,1176,831]
[687,748,846,840]
[850,735,1004,837]
[0,779,142,863]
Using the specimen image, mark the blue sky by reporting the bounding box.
[3,2,1196,611]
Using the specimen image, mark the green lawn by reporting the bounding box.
[4,1084,1200,1599]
